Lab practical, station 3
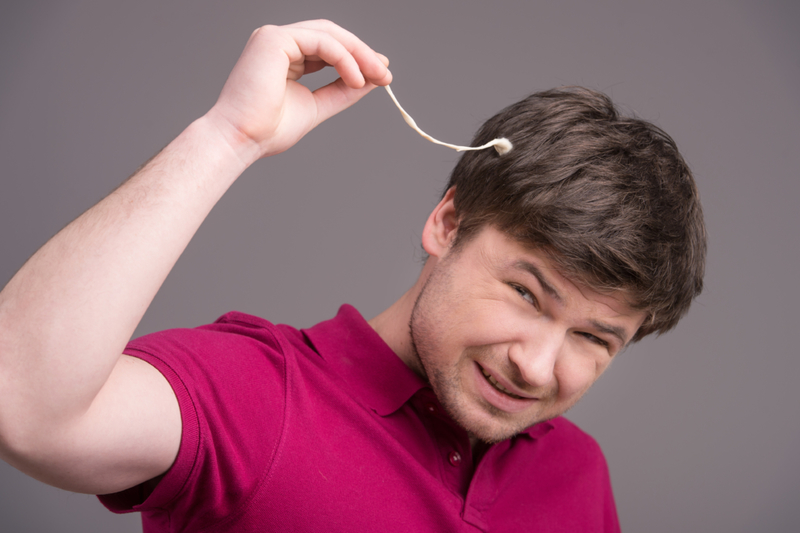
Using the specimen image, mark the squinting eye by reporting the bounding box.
[511,284,536,306]
[579,332,609,348]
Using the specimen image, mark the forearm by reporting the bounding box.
[0,113,257,446]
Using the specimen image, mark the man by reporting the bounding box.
[0,20,704,532]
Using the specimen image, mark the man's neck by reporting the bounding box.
[367,259,435,376]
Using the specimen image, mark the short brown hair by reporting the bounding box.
[445,87,706,341]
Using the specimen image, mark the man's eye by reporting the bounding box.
[579,332,609,348]
[511,284,536,306]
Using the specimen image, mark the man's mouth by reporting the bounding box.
[480,366,525,399]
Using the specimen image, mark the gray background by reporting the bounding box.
[1,0,798,531]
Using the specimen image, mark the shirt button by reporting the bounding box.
[448,451,462,466]
[425,403,437,414]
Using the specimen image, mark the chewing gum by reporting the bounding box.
[384,85,512,155]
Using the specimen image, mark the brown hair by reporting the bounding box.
[445,87,706,341]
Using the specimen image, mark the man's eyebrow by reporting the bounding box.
[590,320,629,347]
[513,260,564,304]
[513,260,632,346]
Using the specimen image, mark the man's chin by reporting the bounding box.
[462,420,529,444]
[442,400,543,444]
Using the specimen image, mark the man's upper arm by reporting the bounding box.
[20,354,182,495]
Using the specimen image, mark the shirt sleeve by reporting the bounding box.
[97,313,290,531]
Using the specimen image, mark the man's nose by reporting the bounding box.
[507,327,562,388]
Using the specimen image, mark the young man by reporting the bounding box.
[0,20,704,532]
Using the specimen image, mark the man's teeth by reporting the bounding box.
[481,368,524,399]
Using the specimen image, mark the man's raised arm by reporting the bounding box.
[0,20,391,495]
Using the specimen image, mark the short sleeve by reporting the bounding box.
[98,312,290,532]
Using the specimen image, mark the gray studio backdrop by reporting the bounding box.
[1,1,798,531]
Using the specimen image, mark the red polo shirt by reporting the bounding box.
[100,305,620,532]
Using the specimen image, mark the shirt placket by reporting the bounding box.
[461,440,510,531]
[412,390,474,499]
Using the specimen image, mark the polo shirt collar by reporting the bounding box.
[302,304,427,416]
[302,304,556,441]
[520,420,555,439]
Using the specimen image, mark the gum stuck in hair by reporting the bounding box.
[384,85,512,156]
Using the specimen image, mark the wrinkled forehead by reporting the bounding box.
[504,230,647,313]
[453,220,646,308]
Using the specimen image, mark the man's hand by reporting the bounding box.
[207,20,392,160]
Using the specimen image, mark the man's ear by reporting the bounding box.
[422,187,459,258]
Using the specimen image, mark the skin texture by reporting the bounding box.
[371,188,646,444]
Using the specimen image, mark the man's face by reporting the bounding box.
[409,226,646,443]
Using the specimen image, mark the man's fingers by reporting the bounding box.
[212,20,390,157]
[283,20,392,88]
[274,27,363,88]
[311,78,376,127]
[302,59,328,76]
[376,52,390,68]
[301,52,387,78]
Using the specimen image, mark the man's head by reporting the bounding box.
[400,87,706,442]
[410,221,648,443]
[444,87,706,341]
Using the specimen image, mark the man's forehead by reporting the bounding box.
[483,228,645,319]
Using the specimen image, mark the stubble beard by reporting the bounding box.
[408,270,537,444]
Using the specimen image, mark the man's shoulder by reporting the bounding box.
[103,311,299,522]
[119,312,311,402]
[536,416,608,464]
[548,416,599,440]
[127,311,295,359]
